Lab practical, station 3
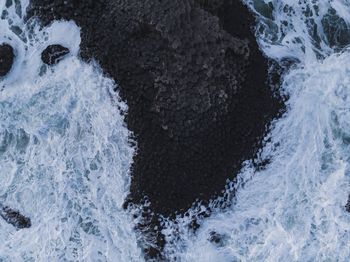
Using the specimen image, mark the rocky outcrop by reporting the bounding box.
[0,43,14,77]
[27,0,284,258]
[27,0,282,216]
[41,44,70,65]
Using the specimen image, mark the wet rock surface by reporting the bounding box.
[41,44,70,65]
[0,206,31,229]
[27,0,284,257]
[0,43,14,77]
[28,0,283,216]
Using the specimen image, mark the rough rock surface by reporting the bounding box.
[0,43,14,77]
[41,44,70,65]
[27,0,284,258]
[27,0,283,215]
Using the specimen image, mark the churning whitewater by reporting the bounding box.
[1,0,350,261]
[0,1,143,261]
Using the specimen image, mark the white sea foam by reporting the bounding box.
[0,1,143,261]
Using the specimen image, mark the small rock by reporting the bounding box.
[41,44,70,65]
[209,231,227,247]
[0,43,14,77]
[0,206,31,229]
[346,195,350,212]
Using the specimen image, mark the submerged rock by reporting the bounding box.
[0,43,14,77]
[41,44,70,65]
[0,206,31,229]
[209,231,228,247]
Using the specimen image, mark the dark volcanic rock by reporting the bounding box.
[28,0,285,258]
[0,206,31,229]
[0,43,14,77]
[41,44,70,65]
[27,0,284,256]
[27,0,282,216]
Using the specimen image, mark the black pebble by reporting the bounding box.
[41,44,70,65]
[0,43,14,77]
